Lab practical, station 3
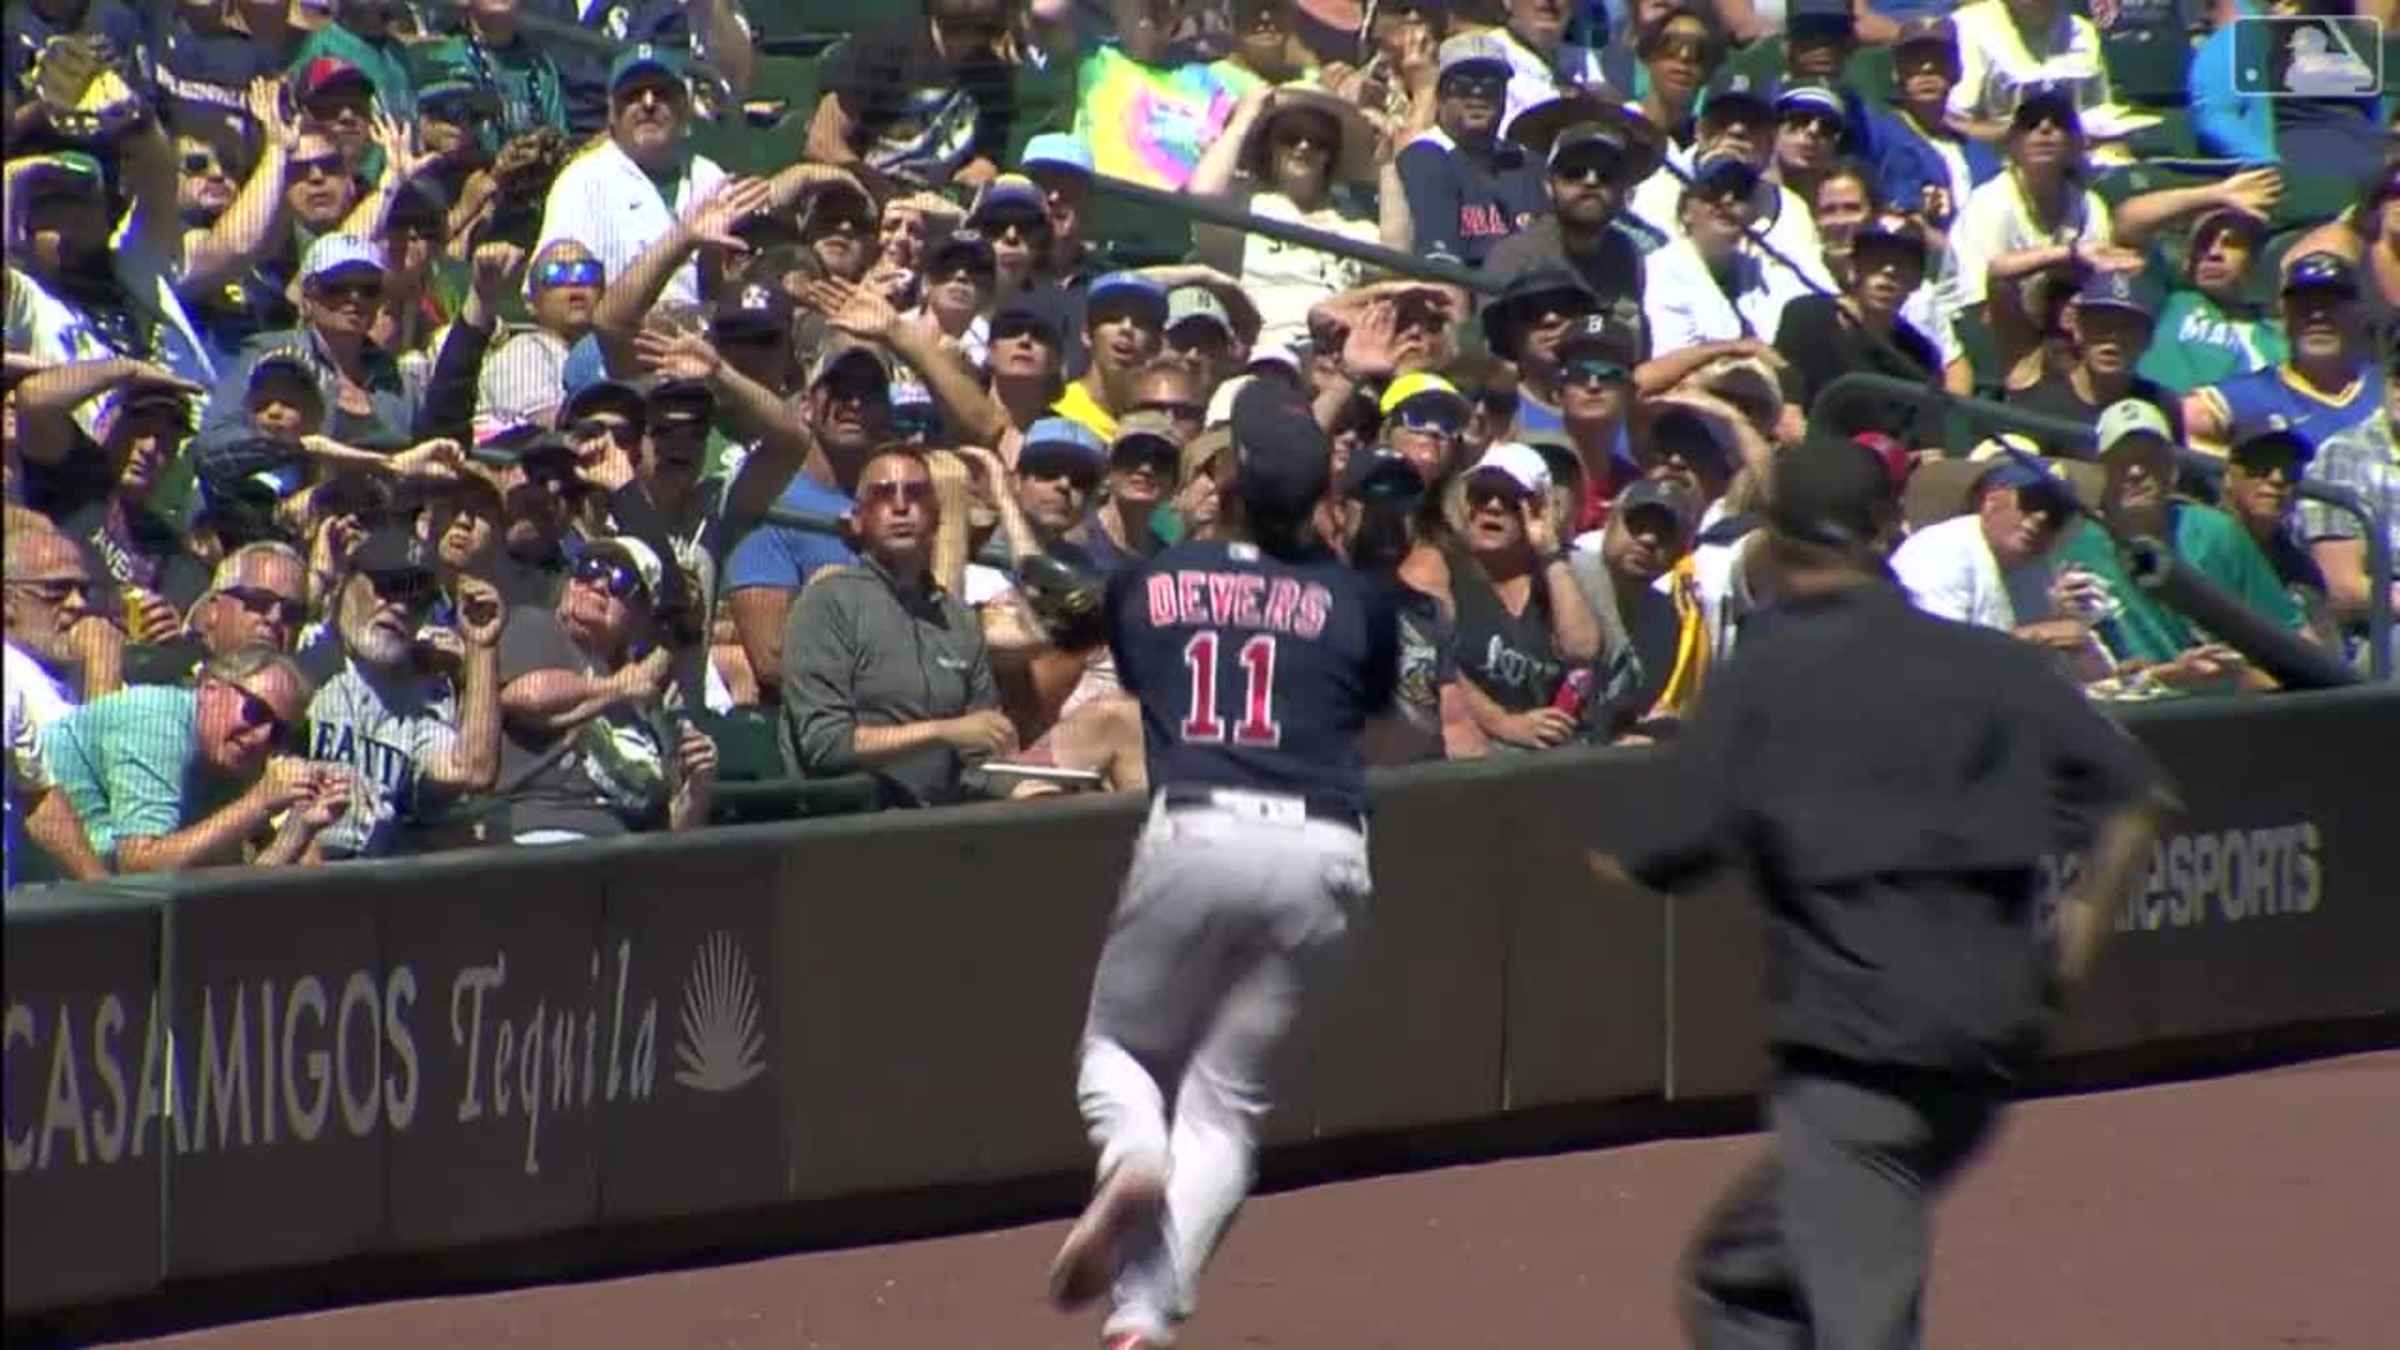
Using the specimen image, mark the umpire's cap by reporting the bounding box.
[1766,432,1898,552]
[1231,378,1332,527]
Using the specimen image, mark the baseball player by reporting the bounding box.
[1591,434,2171,1350]
[1047,380,1400,1350]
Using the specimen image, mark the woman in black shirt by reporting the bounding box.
[1773,178,1940,446]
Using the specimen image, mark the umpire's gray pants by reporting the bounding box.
[1077,793,1371,1344]
[1682,1059,2001,1350]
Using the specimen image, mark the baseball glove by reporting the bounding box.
[29,33,145,141]
[1015,553,1109,652]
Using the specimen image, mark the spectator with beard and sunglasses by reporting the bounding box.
[302,528,506,858]
[1488,93,1665,304]
[42,643,351,872]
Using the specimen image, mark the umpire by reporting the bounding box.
[1592,434,2173,1350]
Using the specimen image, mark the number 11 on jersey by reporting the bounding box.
[1180,631,1282,747]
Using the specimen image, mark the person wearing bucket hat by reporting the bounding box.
[1481,266,1599,441]
[2185,250,2380,453]
[1189,80,1398,351]
[1487,90,1661,309]
[1394,33,1550,268]
[533,41,727,310]
[805,0,1013,190]
[2050,397,2305,680]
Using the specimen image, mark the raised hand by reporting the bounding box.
[389,437,468,482]
[632,325,724,383]
[1340,300,1404,379]
[1520,490,1561,558]
[470,241,527,301]
[118,361,207,400]
[368,104,435,183]
[684,175,775,253]
[2215,167,2283,220]
[247,75,300,154]
[296,769,354,830]
[454,576,505,648]
[799,276,900,343]
[2072,241,2146,275]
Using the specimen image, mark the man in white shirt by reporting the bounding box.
[1643,155,1815,352]
[3,520,111,886]
[1946,0,2114,140]
[534,43,728,309]
[1892,457,2091,652]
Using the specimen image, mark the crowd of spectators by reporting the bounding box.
[4,0,2396,888]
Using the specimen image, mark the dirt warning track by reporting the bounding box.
[116,1050,2399,1349]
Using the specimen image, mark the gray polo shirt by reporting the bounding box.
[779,556,999,807]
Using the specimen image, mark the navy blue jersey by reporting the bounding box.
[1108,540,1400,815]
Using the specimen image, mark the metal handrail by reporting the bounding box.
[1808,373,2383,685]
[1089,174,1508,295]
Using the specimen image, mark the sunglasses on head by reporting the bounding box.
[221,585,307,626]
[573,553,646,599]
[860,479,933,507]
[534,258,605,290]
[1562,356,1629,387]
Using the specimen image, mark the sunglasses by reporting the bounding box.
[992,318,1057,345]
[1551,155,1629,188]
[569,417,642,448]
[1466,481,1527,509]
[1021,456,1100,491]
[315,279,383,304]
[860,479,934,507]
[1394,408,1462,436]
[991,217,1052,242]
[5,577,90,604]
[1271,125,1333,151]
[1440,75,1506,99]
[1782,112,1844,138]
[227,682,292,743]
[291,152,345,180]
[221,585,307,626]
[534,258,606,290]
[1561,357,1630,387]
[1134,399,1204,422]
[1648,37,1714,63]
[182,151,230,176]
[573,553,646,599]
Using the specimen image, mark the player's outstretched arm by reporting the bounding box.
[2055,792,2170,988]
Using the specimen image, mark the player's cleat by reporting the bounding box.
[1101,1334,1163,1350]
[1048,1163,1166,1311]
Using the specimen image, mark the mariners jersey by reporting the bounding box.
[1108,540,1399,816]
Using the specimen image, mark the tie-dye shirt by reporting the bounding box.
[1072,43,1258,190]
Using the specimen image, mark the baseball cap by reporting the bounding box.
[16,151,106,199]
[1787,0,1856,33]
[1437,33,1511,80]
[1379,370,1471,421]
[557,348,648,426]
[1648,405,1736,470]
[1698,72,1775,125]
[1230,378,1334,523]
[351,527,436,581]
[1020,133,1093,180]
[926,229,998,277]
[608,42,689,96]
[2229,427,2317,472]
[295,56,372,101]
[244,348,319,402]
[1465,442,1552,497]
[2075,269,2153,318]
[2282,250,2361,299]
[1691,149,1761,198]
[1556,310,1642,369]
[808,341,896,390]
[713,279,795,337]
[2096,398,2174,456]
[478,420,577,469]
[2190,206,2270,251]
[1774,81,1848,124]
[1616,477,1700,536]
[1112,410,1185,464]
[1087,272,1170,326]
[1765,432,1896,550]
[966,173,1047,227]
[647,377,715,431]
[1020,417,1108,475]
[584,535,665,600]
[2010,82,2082,131]
[1892,15,1959,51]
[1339,446,1424,500]
[992,290,1067,346]
[301,233,386,282]
[1979,455,2079,507]
[1167,285,1236,341]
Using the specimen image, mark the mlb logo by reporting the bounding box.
[2231,16,2384,96]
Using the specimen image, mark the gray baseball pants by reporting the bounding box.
[1076,792,1371,1345]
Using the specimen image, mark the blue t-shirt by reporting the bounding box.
[1107,539,1398,816]
[723,475,857,594]
[1395,129,1548,269]
[2199,361,2380,449]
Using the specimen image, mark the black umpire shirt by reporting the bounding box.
[1623,583,2162,1079]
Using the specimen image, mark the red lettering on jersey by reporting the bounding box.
[1206,571,1243,628]
[1295,582,1333,639]
[1177,570,1208,624]
[1229,574,1266,628]
[1146,573,1179,626]
[1262,576,1300,632]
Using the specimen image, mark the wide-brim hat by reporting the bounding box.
[1508,90,1669,186]
[1480,266,1598,362]
[1242,84,1381,189]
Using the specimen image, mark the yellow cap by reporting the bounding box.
[1379,371,1470,420]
